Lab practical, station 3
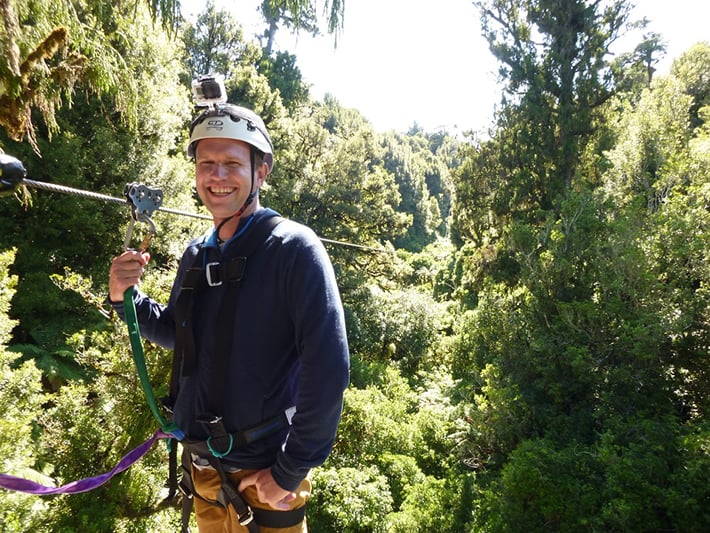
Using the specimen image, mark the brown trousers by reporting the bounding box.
[191,466,311,533]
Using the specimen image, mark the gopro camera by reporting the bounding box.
[191,73,227,108]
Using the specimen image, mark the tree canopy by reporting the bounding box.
[0,1,708,531]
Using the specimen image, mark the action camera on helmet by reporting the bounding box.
[191,74,227,108]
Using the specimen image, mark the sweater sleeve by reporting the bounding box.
[110,288,176,350]
[270,228,350,491]
[109,245,198,350]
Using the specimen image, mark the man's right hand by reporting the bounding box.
[108,251,150,302]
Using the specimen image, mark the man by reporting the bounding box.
[109,103,350,532]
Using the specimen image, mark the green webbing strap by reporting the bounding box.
[123,285,184,441]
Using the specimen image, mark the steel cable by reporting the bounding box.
[22,178,392,253]
[24,178,212,220]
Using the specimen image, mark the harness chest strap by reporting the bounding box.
[171,213,284,382]
[204,216,284,417]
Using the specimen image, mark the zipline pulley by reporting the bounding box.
[123,182,163,252]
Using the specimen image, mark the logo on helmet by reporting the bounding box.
[206,119,224,131]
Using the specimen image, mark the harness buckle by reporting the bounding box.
[205,262,222,287]
[239,509,254,526]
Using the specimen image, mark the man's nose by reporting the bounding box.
[212,163,229,177]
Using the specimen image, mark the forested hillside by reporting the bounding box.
[1,0,708,531]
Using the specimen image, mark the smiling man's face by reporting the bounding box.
[194,137,267,224]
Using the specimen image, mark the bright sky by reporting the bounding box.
[182,0,710,134]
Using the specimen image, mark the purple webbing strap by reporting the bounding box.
[0,430,170,495]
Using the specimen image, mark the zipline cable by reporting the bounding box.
[26,178,392,252]
[24,178,212,221]
[2,155,393,253]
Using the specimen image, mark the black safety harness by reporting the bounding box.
[166,212,305,532]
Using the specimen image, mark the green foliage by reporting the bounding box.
[480,438,602,532]
[609,32,667,94]
[9,343,93,390]
[604,76,693,209]
[2,1,709,531]
[181,2,254,77]
[399,238,459,301]
[226,62,287,127]
[258,0,345,47]
[472,415,710,532]
[459,0,640,244]
[385,474,477,532]
[28,263,179,531]
[145,0,182,31]
[0,0,196,351]
[258,50,310,112]
[315,365,472,531]
[450,133,512,249]
[332,368,422,465]
[309,466,394,532]
[269,96,409,244]
[0,248,18,343]
[376,453,426,509]
[259,0,319,57]
[1,3,194,529]
[0,249,49,530]
[0,0,189,148]
[595,416,683,531]
[347,286,446,374]
[671,42,710,127]
[666,423,710,528]
[263,95,411,298]
[378,131,452,251]
[452,34,710,532]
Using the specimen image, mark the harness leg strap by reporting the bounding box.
[210,460,259,532]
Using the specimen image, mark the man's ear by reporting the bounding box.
[256,161,270,187]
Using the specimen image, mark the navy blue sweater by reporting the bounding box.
[113,208,350,491]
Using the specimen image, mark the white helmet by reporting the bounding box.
[187,104,274,172]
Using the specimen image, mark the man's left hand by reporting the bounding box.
[238,468,296,510]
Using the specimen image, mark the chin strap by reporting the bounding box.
[215,147,259,242]
[235,190,256,215]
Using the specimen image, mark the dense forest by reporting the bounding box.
[1,0,708,531]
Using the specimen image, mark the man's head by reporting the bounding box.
[188,104,274,222]
[187,104,273,173]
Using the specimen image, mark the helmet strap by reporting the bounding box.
[215,147,258,243]
[234,147,257,216]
